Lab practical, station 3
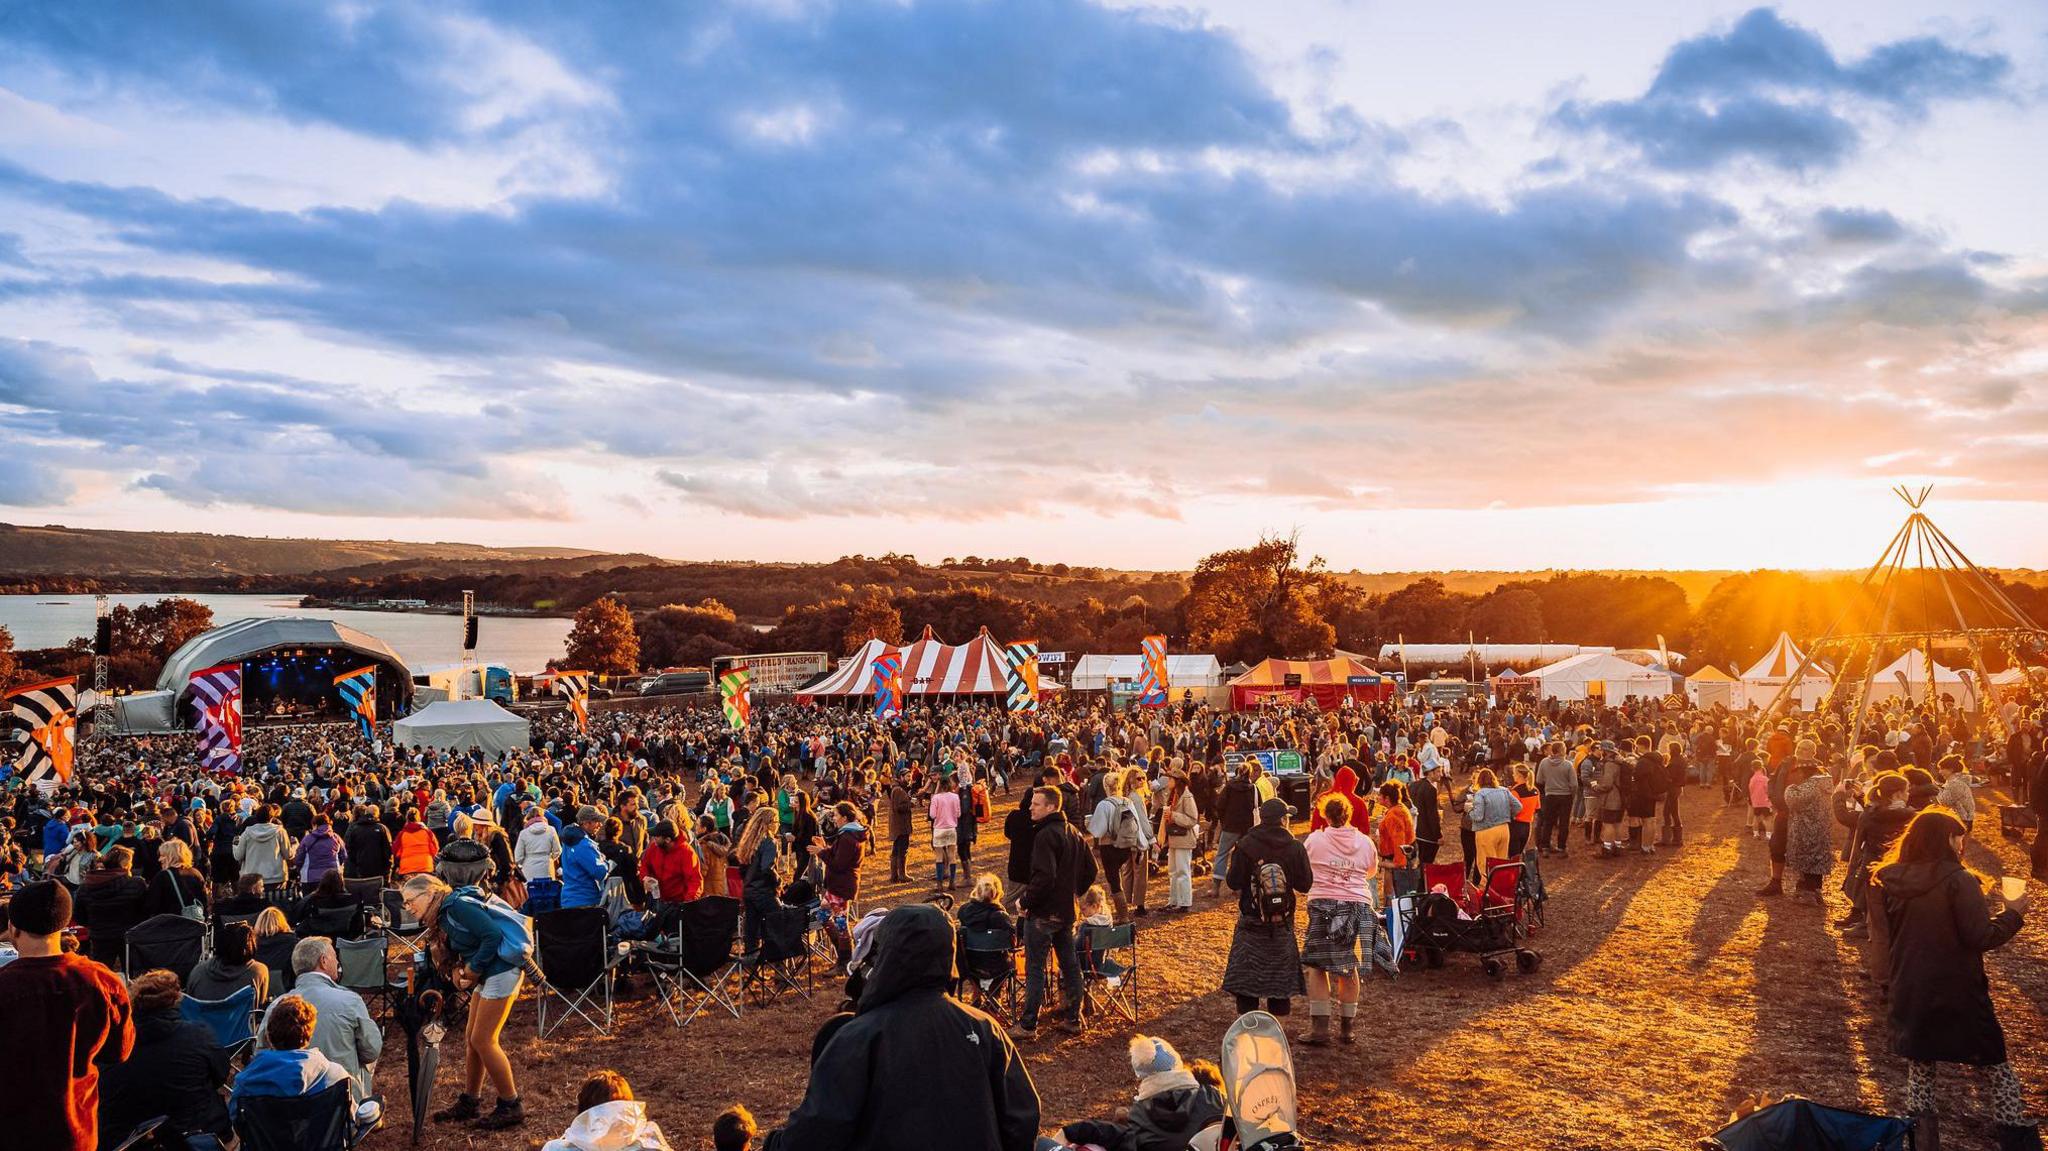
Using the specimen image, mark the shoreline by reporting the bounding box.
[296,596,569,619]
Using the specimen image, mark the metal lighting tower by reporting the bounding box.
[459,589,478,700]
[92,593,112,721]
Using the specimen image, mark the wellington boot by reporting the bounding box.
[1301,1013,1331,1047]
[1915,1111,1940,1151]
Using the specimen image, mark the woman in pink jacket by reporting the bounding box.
[1299,794,1379,1046]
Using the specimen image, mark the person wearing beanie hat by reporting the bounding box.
[1060,1035,1224,1151]
[1222,796,1311,1017]
[0,880,136,1151]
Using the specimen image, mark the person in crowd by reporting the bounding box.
[405,873,527,1130]
[1159,761,1201,912]
[543,1070,673,1151]
[395,808,441,880]
[1223,798,1311,1018]
[255,937,382,1105]
[1779,743,1835,905]
[188,920,270,1006]
[1875,807,2035,1149]
[1465,769,1518,878]
[960,874,1015,935]
[736,806,782,957]
[0,882,135,1151]
[762,904,1040,1151]
[813,801,868,962]
[641,820,703,905]
[97,968,232,1151]
[513,804,564,885]
[1014,785,1093,1042]
[885,774,914,883]
[74,845,150,968]
[1507,763,1540,858]
[929,776,963,893]
[213,871,270,925]
[1117,765,1155,918]
[292,812,348,889]
[1004,785,1043,915]
[1840,771,1913,938]
[342,804,393,884]
[147,838,210,921]
[234,805,291,898]
[713,1105,758,1151]
[1299,795,1375,1046]
[1625,742,1664,855]
[1409,761,1445,865]
[290,869,366,937]
[252,906,301,994]
[1058,1035,1224,1151]
[695,814,734,899]
[1372,781,1415,896]
[228,996,352,1122]
[1533,742,1577,857]
[1210,764,1257,899]
[559,806,613,910]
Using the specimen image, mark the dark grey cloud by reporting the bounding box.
[1558,7,2009,171]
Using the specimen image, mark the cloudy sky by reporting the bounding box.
[2,1,2044,571]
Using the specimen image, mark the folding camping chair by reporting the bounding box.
[125,913,207,982]
[298,900,367,941]
[233,1078,374,1151]
[742,903,815,1005]
[957,923,1022,1022]
[533,906,621,1037]
[180,982,260,1066]
[343,877,385,906]
[640,895,743,1026]
[334,934,396,1018]
[1081,921,1140,1023]
[376,889,426,959]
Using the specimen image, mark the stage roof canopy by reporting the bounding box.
[158,617,412,700]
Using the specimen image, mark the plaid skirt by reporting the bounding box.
[1223,916,1307,1000]
[1302,898,1370,973]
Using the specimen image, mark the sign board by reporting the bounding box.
[1223,748,1307,777]
[1282,673,1303,687]
[713,652,831,694]
[1038,651,1068,665]
[1346,674,1382,686]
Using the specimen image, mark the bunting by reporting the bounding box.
[1002,639,1040,712]
[1137,634,1170,706]
[719,665,752,730]
[333,665,378,740]
[554,671,592,733]
[7,676,78,789]
[869,652,905,719]
[188,662,243,774]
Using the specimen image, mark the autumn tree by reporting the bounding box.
[103,597,214,687]
[638,599,750,668]
[563,596,640,674]
[841,587,903,653]
[1467,587,1546,642]
[0,625,17,691]
[1182,533,1338,664]
[1368,577,1473,645]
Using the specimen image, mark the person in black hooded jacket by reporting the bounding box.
[97,969,231,1147]
[1876,807,2035,1149]
[765,903,1040,1151]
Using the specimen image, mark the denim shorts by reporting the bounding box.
[479,967,524,1000]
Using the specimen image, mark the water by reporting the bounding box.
[0,593,570,673]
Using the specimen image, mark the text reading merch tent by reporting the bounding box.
[1526,652,1673,703]
[1229,656,1392,709]
[392,699,530,756]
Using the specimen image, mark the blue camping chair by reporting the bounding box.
[1710,1097,1916,1151]
[180,983,261,1065]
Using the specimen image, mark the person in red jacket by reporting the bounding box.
[1309,765,1372,833]
[639,821,703,904]
[0,881,135,1151]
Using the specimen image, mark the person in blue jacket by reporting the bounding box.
[230,996,352,1120]
[403,873,529,1131]
[558,806,613,910]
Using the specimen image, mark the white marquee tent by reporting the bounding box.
[1069,653,1225,691]
[1740,632,1832,711]
[1866,651,1976,704]
[393,699,530,756]
[1526,652,1673,703]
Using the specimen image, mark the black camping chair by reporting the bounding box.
[1080,921,1140,1023]
[1708,1096,1915,1151]
[124,913,207,983]
[533,906,621,1037]
[956,923,1022,1021]
[232,1078,371,1151]
[298,900,367,941]
[743,903,815,1005]
[639,895,742,1026]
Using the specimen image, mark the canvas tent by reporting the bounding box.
[804,628,1009,696]
[1865,651,1975,704]
[1229,656,1392,709]
[392,699,530,756]
[1685,664,1741,710]
[1740,632,1832,711]
[1070,653,1225,691]
[1526,652,1673,703]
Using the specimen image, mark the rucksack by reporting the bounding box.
[1249,851,1293,925]
[452,885,534,967]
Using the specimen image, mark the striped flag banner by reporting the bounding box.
[188,662,243,774]
[1002,639,1040,712]
[7,676,78,790]
[1137,634,1170,707]
[719,665,752,731]
[869,652,905,720]
[333,665,378,740]
[554,671,592,733]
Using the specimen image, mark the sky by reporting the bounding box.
[1,1,2045,572]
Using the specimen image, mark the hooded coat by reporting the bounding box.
[1062,1068,1225,1151]
[559,826,611,909]
[765,905,1040,1151]
[1308,767,1371,832]
[542,1100,674,1151]
[234,822,290,885]
[1877,857,2021,1064]
[818,821,868,902]
[97,1008,231,1144]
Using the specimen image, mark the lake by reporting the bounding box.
[0,593,570,673]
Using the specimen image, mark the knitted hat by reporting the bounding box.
[1128,1035,1183,1078]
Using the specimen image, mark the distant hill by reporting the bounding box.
[1330,570,1739,611]
[0,523,611,580]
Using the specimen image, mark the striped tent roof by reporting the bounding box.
[806,637,900,696]
[1230,656,1378,687]
[805,628,1009,695]
[1741,632,1830,683]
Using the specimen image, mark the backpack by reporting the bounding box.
[453,885,534,967]
[1249,848,1293,926]
[1113,799,1144,849]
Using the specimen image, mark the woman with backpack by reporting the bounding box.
[1222,798,1312,1018]
[404,872,529,1131]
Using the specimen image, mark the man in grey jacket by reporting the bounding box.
[256,937,383,1105]
[1532,742,1578,857]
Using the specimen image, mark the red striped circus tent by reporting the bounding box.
[804,628,1009,697]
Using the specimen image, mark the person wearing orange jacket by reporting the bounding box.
[1372,781,1416,903]
[392,809,438,879]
